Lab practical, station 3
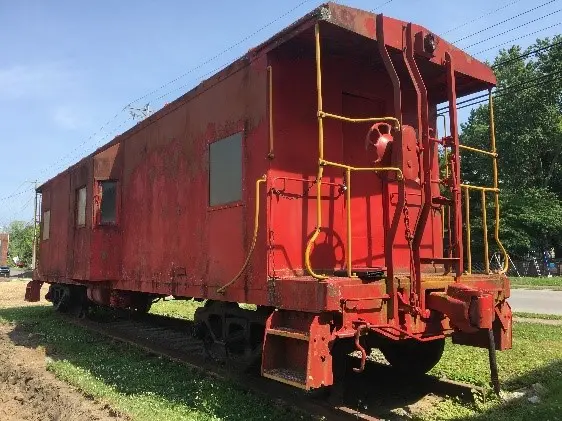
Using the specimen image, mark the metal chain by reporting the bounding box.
[271,179,317,201]
[269,230,276,278]
[402,195,418,305]
[403,195,414,245]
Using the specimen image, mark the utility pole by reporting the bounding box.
[31,180,38,270]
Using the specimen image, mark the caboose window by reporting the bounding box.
[99,180,117,224]
[42,210,50,241]
[209,132,242,206]
[76,186,87,227]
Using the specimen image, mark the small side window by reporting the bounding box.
[42,210,51,241]
[99,180,117,225]
[76,186,87,227]
[209,132,242,206]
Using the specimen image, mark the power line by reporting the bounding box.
[370,0,394,12]
[437,69,562,113]
[453,0,557,43]
[438,68,562,112]
[0,188,34,203]
[442,0,524,35]
[473,22,562,55]
[125,0,315,108]
[492,39,562,69]
[31,0,316,182]
[464,9,562,49]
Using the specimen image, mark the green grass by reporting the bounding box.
[149,299,203,320]
[149,300,256,320]
[0,306,307,421]
[513,312,562,321]
[2,302,562,420]
[419,322,562,420]
[510,276,562,290]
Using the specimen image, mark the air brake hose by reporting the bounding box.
[216,175,267,294]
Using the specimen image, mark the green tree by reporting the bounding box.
[460,36,562,258]
[6,221,34,266]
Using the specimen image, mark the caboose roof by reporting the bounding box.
[38,2,495,191]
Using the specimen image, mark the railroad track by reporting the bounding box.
[66,311,484,420]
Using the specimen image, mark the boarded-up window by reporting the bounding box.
[99,180,117,224]
[76,186,87,227]
[43,210,50,241]
[209,132,242,206]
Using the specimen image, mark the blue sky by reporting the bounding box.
[0,0,560,227]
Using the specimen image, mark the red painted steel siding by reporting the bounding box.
[267,42,442,278]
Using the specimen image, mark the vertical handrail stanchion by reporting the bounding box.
[305,23,328,280]
[481,190,490,274]
[346,168,352,277]
[489,90,509,273]
[464,187,471,274]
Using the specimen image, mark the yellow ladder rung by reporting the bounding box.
[318,111,401,129]
[458,144,497,157]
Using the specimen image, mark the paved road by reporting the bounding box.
[510,289,562,315]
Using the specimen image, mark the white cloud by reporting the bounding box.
[0,62,74,99]
[51,105,81,130]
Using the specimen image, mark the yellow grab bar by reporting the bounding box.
[464,187,471,274]
[304,23,329,280]
[318,111,400,130]
[305,22,404,280]
[460,184,499,193]
[481,190,490,274]
[320,159,404,179]
[217,175,267,293]
[458,144,497,157]
[490,91,509,274]
[345,168,352,278]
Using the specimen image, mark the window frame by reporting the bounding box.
[94,179,120,227]
[76,185,87,228]
[42,210,51,241]
[208,131,245,210]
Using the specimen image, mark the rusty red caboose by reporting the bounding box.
[26,3,512,391]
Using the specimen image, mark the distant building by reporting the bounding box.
[0,233,8,266]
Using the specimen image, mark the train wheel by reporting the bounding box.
[379,338,445,375]
[49,285,71,313]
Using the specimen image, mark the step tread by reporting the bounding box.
[262,368,307,389]
[266,327,309,340]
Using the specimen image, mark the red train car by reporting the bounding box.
[26,3,512,391]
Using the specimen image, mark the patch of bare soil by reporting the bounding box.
[0,282,126,421]
[0,280,48,309]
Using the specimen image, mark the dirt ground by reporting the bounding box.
[0,280,127,421]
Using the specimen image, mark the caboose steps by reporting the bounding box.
[262,310,333,390]
[266,327,310,341]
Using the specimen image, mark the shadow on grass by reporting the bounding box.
[468,360,562,421]
[1,305,561,421]
[0,305,305,421]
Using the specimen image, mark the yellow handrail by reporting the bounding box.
[460,184,499,193]
[318,111,400,130]
[490,91,509,274]
[305,23,404,280]
[304,23,328,280]
[481,190,490,274]
[345,168,352,277]
[458,144,497,157]
[217,175,267,293]
[464,187,471,274]
[320,159,404,179]
[457,90,509,275]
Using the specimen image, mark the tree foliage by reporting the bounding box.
[6,221,34,266]
[460,36,562,258]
